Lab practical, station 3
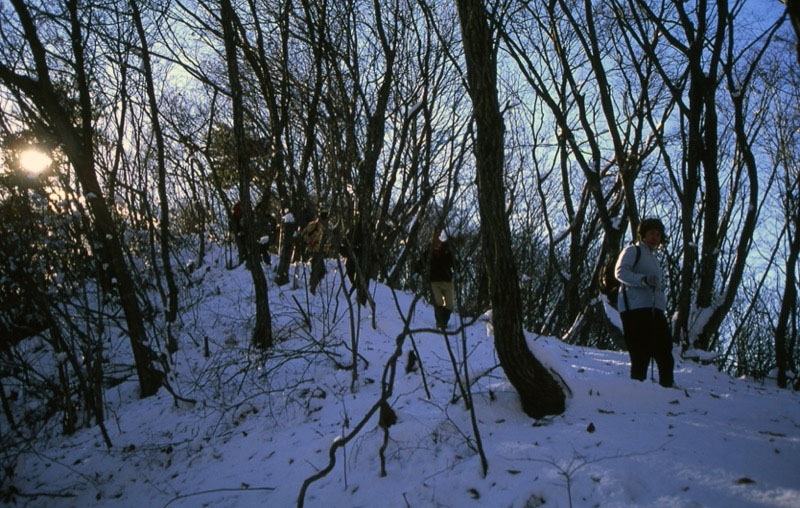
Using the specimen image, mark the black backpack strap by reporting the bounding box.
[621,245,642,311]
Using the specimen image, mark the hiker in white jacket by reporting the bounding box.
[615,218,674,387]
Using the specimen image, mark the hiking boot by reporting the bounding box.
[434,306,445,330]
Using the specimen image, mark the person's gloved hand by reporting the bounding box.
[644,274,659,288]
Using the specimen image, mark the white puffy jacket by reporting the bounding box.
[614,242,666,312]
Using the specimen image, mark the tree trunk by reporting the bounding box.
[274,217,295,286]
[776,11,800,384]
[455,0,565,418]
[351,0,396,306]
[775,215,800,388]
[130,0,179,325]
[220,0,273,349]
[790,0,800,66]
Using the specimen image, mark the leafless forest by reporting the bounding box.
[1,0,798,449]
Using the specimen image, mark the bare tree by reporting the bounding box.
[619,0,785,350]
[769,45,800,387]
[774,147,800,388]
[494,0,672,342]
[0,0,163,396]
[220,0,273,349]
[128,0,180,326]
[455,0,565,418]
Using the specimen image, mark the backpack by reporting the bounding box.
[599,245,641,309]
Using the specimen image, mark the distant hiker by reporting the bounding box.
[253,199,276,265]
[272,211,297,286]
[301,210,328,294]
[231,200,247,263]
[342,220,376,305]
[615,217,674,387]
[427,228,455,331]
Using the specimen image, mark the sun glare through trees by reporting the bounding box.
[17,148,51,175]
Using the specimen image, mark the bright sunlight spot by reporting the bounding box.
[19,148,52,175]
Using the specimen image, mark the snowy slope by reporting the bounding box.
[6,250,800,508]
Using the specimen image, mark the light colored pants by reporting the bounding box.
[431,281,454,310]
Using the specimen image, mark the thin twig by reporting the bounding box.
[164,486,276,507]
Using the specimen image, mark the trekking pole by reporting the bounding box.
[650,284,657,382]
[651,303,660,385]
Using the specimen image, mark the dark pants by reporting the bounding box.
[309,254,325,294]
[620,308,674,387]
[434,305,451,331]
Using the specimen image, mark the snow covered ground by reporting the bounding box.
[5,248,800,507]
